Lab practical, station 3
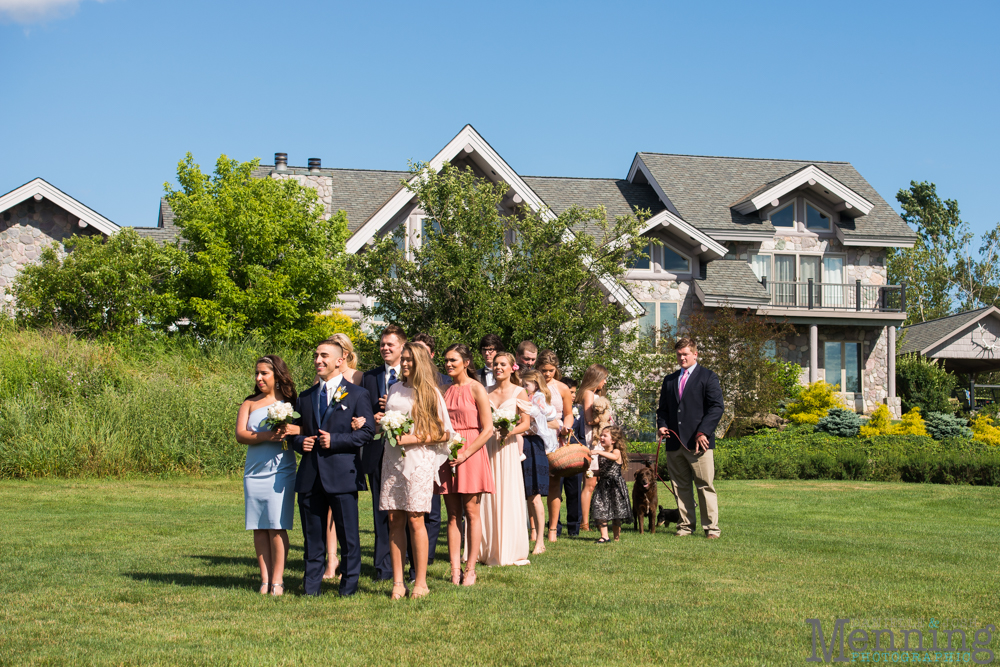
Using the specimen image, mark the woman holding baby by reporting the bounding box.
[577,364,613,532]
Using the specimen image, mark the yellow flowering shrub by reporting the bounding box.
[861,405,928,437]
[785,381,845,425]
[971,414,1000,447]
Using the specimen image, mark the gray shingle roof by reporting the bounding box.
[133,198,178,244]
[637,153,916,242]
[520,176,664,237]
[696,259,770,301]
[899,308,991,355]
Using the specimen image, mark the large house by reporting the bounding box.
[1,126,916,416]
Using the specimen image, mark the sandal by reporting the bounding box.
[451,567,463,586]
[410,585,430,599]
[595,537,611,544]
[270,582,284,596]
[462,569,477,587]
[547,528,558,543]
[259,582,270,595]
[390,581,408,600]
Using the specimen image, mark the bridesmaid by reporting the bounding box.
[479,353,532,566]
[536,350,576,543]
[322,333,365,581]
[435,344,495,586]
[235,356,299,596]
[578,364,611,532]
[378,342,454,600]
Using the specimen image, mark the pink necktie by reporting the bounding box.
[678,369,688,398]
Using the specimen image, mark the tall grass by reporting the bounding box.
[0,328,316,478]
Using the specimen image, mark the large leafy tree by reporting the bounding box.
[890,181,1000,324]
[350,162,657,428]
[9,228,177,337]
[163,154,350,345]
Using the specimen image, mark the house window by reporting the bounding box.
[637,301,679,351]
[806,203,831,231]
[823,341,861,393]
[628,239,654,270]
[770,203,795,227]
[661,246,690,273]
[750,253,771,281]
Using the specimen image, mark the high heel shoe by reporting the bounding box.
[410,585,430,599]
[461,569,477,587]
[390,581,408,600]
[269,582,284,597]
[451,567,463,585]
[259,581,270,595]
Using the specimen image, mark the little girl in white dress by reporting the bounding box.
[522,378,560,454]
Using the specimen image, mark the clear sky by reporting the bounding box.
[2,0,998,237]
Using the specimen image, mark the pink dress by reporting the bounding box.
[379,384,454,513]
[435,383,495,495]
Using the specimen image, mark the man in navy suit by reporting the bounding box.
[361,324,406,581]
[656,337,724,539]
[290,338,375,596]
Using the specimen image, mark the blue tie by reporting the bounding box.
[319,382,329,420]
[387,368,398,390]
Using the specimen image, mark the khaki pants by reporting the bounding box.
[665,447,719,536]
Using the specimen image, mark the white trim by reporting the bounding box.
[804,198,834,233]
[627,155,683,219]
[0,178,119,236]
[637,210,727,258]
[732,165,874,216]
[769,200,796,229]
[834,224,916,248]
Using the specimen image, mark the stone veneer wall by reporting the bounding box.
[724,237,888,285]
[0,199,102,307]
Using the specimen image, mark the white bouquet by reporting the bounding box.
[492,407,518,437]
[375,410,414,455]
[447,432,466,476]
[261,402,299,451]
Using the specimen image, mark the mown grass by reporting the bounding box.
[1,478,997,666]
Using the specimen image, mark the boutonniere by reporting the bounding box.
[572,406,580,418]
[333,386,349,404]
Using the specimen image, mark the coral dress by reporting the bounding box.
[478,391,531,566]
[436,382,495,495]
[379,384,454,513]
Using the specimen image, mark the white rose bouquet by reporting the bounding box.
[261,402,300,451]
[447,433,465,476]
[492,407,518,439]
[375,410,414,456]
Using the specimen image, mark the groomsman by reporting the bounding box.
[476,334,504,387]
[361,325,406,581]
[656,338,724,539]
[289,339,374,596]
[408,332,447,580]
[516,340,538,369]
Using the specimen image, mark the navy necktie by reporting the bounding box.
[387,368,398,390]
[319,382,329,420]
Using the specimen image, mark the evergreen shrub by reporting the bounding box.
[815,408,861,438]
[925,411,973,440]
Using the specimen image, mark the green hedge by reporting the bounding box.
[638,427,1000,486]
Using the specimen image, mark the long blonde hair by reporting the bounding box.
[330,333,357,369]
[578,363,609,397]
[519,369,550,404]
[403,342,445,443]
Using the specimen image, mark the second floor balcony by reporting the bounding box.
[760,278,905,312]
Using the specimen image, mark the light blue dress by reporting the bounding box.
[244,404,297,530]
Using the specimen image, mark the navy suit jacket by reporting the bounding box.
[655,364,725,452]
[360,366,388,476]
[290,379,375,495]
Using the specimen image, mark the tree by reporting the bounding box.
[9,228,176,337]
[162,154,350,346]
[350,161,656,428]
[889,181,1000,324]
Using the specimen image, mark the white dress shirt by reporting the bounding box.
[323,374,343,406]
[384,363,401,389]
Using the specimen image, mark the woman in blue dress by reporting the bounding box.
[235,355,299,596]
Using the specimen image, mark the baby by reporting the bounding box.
[520,370,560,454]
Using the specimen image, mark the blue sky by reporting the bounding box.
[2,0,998,237]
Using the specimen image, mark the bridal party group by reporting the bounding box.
[235,326,632,600]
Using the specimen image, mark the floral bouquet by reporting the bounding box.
[375,410,414,456]
[447,433,465,476]
[262,402,300,450]
[492,407,518,438]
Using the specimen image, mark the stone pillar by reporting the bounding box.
[887,325,896,399]
[809,325,818,383]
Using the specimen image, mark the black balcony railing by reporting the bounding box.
[760,278,905,312]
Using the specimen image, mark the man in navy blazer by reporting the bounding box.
[360,325,406,580]
[656,337,725,539]
[290,338,375,596]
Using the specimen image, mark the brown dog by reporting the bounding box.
[632,462,658,534]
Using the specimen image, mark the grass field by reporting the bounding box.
[2,479,998,666]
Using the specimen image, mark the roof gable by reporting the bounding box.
[0,178,119,236]
[900,307,1000,355]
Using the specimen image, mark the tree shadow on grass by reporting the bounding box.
[124,571,300,592]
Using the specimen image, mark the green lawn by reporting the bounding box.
[1,479,997,666]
